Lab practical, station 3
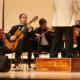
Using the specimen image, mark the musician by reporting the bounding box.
[50,27,73,58]
[34,18,53,52]
[26,18,52,69]
[0,13,36,69]
[50,0,74,58]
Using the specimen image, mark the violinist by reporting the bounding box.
[34,18,53,52]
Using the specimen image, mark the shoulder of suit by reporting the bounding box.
[12,25,20,28]
[12,25,24,28]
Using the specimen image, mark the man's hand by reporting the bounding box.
[10,36,16,41]
[35,33,41,37]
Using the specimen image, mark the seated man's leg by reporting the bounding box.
[13,51,22,68]
[27,51,32,69]
[15,51,22,63]
[13,40,23,68]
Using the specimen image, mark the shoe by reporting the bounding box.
[13,63,20,68]
[15,64,23,71]
[28,64,31,69]
[33,67,36,70]
[28,67,34,71]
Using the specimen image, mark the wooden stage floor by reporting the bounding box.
[0,71,80,80]
[0,64,80,80]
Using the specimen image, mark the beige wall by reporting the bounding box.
[4,0,53,32]
[0,0,3,28]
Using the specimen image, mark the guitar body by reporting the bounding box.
[5,29,24,51]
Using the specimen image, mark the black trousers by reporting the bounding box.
[50,27,73,58]
[0,40,38,68]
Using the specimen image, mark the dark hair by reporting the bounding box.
[39,18,47,25]
[19,13,27,19]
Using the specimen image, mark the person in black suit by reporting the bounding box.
[34,18,54,53]
[0,13,36,69]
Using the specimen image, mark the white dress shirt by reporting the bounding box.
[52,0,73,27]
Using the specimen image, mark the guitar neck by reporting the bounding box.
[26,22,32,27]
[26,16,38,27]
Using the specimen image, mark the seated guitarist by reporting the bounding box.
[0,13,36,69]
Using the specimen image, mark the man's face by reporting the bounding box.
[20,14,27,25]
[41,23,47,28]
